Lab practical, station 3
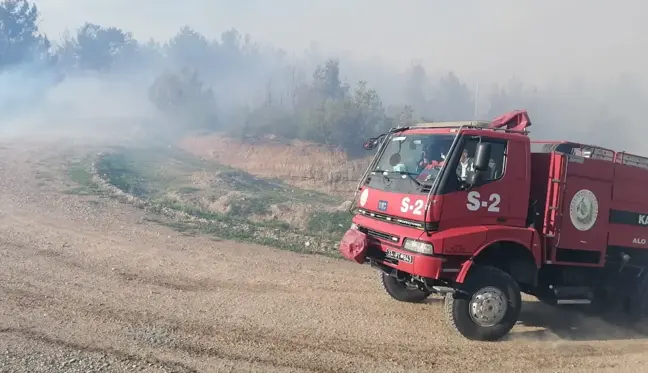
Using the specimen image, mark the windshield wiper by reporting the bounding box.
[372,169,423,188]
[392,170,423,188]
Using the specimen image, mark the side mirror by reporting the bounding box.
[474,142,492,171]
[363,138,379,150]
[465,171,482,187]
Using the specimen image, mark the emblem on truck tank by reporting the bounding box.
[569,189,598,231]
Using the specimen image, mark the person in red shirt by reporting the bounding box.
[417,143,445,171]
[416,143,446,182]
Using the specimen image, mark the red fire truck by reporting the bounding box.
[339,109,648,341]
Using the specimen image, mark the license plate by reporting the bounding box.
[385,249,413,263]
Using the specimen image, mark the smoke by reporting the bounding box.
[510,299,648,344]
[1,0,647,153]
[34,1,648,80]
[0,67,155,142]
[1,0,647,346]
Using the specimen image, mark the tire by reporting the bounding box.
[379,271,431,303]
[626,274,648,324]
[444,265,521,341]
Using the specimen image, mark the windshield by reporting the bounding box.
[373,132,456,185]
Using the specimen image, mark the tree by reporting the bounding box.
[0,0,51,69]
[77,23,136,71]
[431,71,474,121]
[148,68,218,130]
[397,105,415,127]
[404,63,427,113]
[353,80,388,134]
[165,26,211,72]
[137,38,163,67]
[312,59,348,100]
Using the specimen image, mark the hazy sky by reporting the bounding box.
[36,0,647,85]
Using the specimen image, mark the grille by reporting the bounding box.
[359,227,400,243]
[357,209,437,231]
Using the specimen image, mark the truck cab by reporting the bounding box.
[340,110,648,341]
[352,119,536,265]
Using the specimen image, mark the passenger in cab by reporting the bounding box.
[417,143,445,172]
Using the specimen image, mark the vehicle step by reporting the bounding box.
[556,299,591,305]
[552,285,592,298]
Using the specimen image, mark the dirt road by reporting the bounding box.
[1,138,648,373]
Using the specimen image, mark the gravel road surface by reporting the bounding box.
[1,138,648,373]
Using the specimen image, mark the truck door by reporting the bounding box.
[438,135,529,229]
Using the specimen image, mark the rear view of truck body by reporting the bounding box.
[530,141,648,309]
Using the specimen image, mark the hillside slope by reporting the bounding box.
[179,134,372,197]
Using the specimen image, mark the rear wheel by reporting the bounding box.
[625,274,648,332]
[445,265,521,341]
[379,271,431,303]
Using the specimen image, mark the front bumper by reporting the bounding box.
[366,243,446,279]
[347,214,454,280]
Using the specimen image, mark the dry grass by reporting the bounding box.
[88,146,351,254]
[178,134,372,197]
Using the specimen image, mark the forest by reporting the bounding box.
[1,0,646,155]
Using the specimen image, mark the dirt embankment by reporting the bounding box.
[178,134,371,197]
[1,138,648,373]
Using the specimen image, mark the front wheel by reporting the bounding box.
[380,271,431,303]
[445,266,521,341]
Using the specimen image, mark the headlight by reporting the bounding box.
[403,239,434,255]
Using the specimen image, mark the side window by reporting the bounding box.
[456,138,478,180]
[486,141,507,181]
[456,137,508,183]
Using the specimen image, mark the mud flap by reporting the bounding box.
[338,229,368,264]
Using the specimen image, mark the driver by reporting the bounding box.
[458,149,475,180]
